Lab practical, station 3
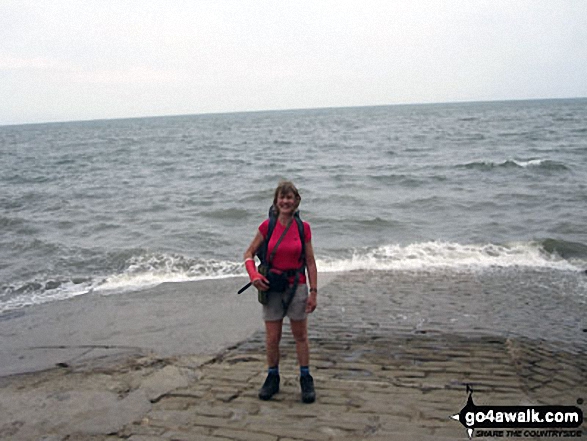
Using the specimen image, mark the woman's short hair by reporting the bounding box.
[273,180,301,213]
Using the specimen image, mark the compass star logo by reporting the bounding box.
[450,384,475,439]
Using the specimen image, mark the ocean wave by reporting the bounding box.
[95,253,243,292]
[459,159,569,172]
[316,241,583,273]
[0,215,27,231]
[0,278,96,313]
[354,217,402,228]
[540,238,587,260]
[202,208,252,220]
[367,174,426,187]
[0,253,244,313]
[1,241,584,313]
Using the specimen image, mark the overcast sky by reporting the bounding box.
[1,0,586,125]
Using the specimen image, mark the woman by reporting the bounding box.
[244,181,318,403]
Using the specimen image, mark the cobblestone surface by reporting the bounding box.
[1,270,585,440]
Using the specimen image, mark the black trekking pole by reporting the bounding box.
[237,282,252,294]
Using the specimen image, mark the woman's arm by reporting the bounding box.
[304,240,318,313]
[244,230,269,291]
[244,230,264,261]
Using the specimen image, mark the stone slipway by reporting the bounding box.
[0,271,585,440]
[0,278,263,377]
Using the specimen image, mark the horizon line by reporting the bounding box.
[2,95,586,128]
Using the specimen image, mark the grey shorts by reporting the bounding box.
[262,284,309,322]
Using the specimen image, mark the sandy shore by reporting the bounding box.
[0,270,585,440]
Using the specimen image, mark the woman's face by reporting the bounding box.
[276,191,296,215]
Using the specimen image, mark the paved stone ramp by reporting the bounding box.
[113,329,585,441]
[1,270,585,440]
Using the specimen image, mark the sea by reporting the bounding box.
[1,98,586,317]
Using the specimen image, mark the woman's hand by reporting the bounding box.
[306,292,317,313]
[251,273,270,291]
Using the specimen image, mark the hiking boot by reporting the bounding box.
[300,374,316,403]
[258,372,280,400]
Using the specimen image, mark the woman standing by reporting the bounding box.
[244,181,318,403]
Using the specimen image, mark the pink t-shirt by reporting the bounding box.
[259,219,311,284]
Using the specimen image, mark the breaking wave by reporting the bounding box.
[317,240,584,273]
[1,240,584,313]
[459,159,569,172]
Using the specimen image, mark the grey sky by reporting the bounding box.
[1,0,586,125]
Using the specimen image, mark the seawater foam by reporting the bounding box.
[461,158,569,171]
[95,254,243,294]
[1,242,582,313]
[97,242,582,292]
[0,279,96,313]
[0,255,243,313]
[316,241,581,273]
[512,159,544,168]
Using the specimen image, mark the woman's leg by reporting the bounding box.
[290,318,309,366]
[265,319,283,368]
[259,319,283,400]
[290,318,315,403]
